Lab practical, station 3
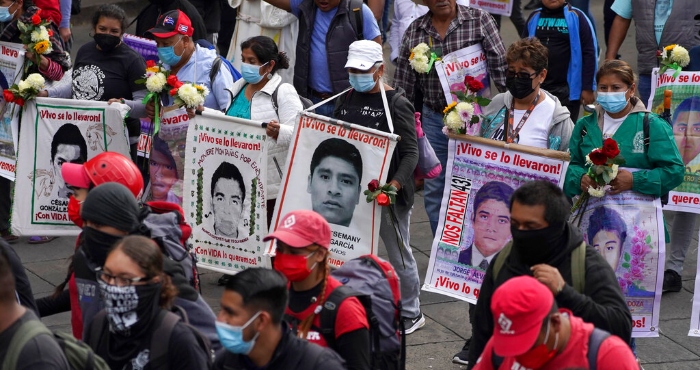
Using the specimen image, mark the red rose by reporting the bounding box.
[169,87,178,96]
[31,14,41,25]
[15,97,24,107]
[464,75,475,84]
[146,60,156,68]
[47,29,53,37]
[367,179,380,192]
[167,75,183,88]
[467,79,484,93]
[589,149,608,165]
[376,193,391,206]
[602,138,620,158]
[3,90,14,103]
[656,50,662,57]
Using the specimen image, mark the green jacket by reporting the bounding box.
[564,98,684,199]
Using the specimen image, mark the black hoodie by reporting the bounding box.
[466,223,632,369]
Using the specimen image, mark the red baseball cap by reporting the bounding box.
[62,163,91,189]
[490,276,554,357]
[147,10,194,38]
[263,210,331,249]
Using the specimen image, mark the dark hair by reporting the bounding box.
[0,247,14,304]
[587,206,627,246]
[211,161,246,202]
[310,138,363,182]
[225,268,289,324]
[473,181,514,221]
[51,124,88,163]
[673,96,700,124]
[92,4,128,34]
[510,180,570,225]
[596,59,636,86]
[111,236,178,309]
[506,37,548,73]
[240,36,290,73]
[151,136,178,179]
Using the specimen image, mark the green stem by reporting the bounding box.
[388,205,406,269]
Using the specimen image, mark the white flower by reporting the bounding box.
[410,54,431,74]
[444,110,463,131]
[145,72,167,93]
[30,26,50,42]
[585,155,592,166]
[588,186,605,197]
[411,43,430,55]
[456,102,474,122]
[670,45,690,67]
[177,83,206,108]
[661,49,668,60]
[610,164,619,180]
[25,73,45,90]
[17,80,31,93]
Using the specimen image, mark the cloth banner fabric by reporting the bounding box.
[648,68,700,213]
[12,98,130,236]
[184,110,268,274]
[422,136,568,304]
[0,42,25,180]
[571,191,665,338]
[468,0,513,17]
[267,112,398,267]
[690,242,700,336]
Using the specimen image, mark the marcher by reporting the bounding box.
[393,0,507,236]
[135,0,208,42]
[472,276,639,370]
[333,40,424,333]
[491,0,525,37]
[189,0,221,42]
[214,268,347,369]
[264,210,371,370]
[1,241,38,315]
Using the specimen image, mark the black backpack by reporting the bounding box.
[271,84,315,113]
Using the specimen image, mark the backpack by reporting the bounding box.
[320,255,405,370]
[347,0,365,40]
[3,319,110,370]
[492,241,587,294]
[271,84,315,113]
[491,328,611,369]
[195,39,243,83]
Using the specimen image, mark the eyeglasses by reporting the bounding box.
[506,70,538,79]
[96,268,151,287]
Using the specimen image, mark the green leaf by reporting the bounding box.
[17,21,27,33]
[624,252,631,262]
[602,171,610,184]
[645,235,651,244]
[475,97,491,106]
[470,115,480,124]
[388,194,396,204]
[621,262,630,269]
[135,78,146,84]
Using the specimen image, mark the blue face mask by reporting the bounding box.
[157,37,184,66]
[597,90,629,114]
[348,72,377,92]
[240,62,269,84]
[216,311,261,355]
[0,1,16,22]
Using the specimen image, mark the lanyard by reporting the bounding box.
[506,92,541,144]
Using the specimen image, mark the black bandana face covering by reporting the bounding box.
[511,223,566,266]
[99,280,161,336]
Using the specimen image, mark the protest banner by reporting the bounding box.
[184,110,268,274]
[690,253,700,336]
[0,42,25,180]
[469,0,512,17]
[422,135,568,304]
[648,68,700,213]
[571,191,665,338]
[267,112,398,267]
[12,98,130,236]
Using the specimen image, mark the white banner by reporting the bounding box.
[267,112,398,267]
[184,110,268,274]
[435,43,491,106]
[0,42,25,180]
[469,0,513,18]
[12,98,130,236]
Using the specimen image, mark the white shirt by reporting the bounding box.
[511,93,556,148]
[471,245,496,269]
[602,112,628,139]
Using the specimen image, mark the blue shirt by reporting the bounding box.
[290,0,381,93]
[226,85,252,119]
[165,45,233,110]
[611,0,674,44]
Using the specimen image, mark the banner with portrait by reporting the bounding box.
[12,98,130,236]
[183,110,268,274]
[0,42,25,180]
[422,135,568,304]
[571,191,665,338]
[690,255,700,336]
[468,0,513,17]
[267,112,398,267]
[648,68,700,213]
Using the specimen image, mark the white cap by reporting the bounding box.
[345,40,384,71]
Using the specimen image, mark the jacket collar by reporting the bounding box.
[418,4,474,37]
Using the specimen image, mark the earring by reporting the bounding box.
[267,73,272,80]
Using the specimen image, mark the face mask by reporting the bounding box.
[273,251,317,282]
[67,195,83,228]
[515,319,559,369]
[0,2,16,23]
[349,72,377,92]
[596,90,629,114]
[510,223,566,266]
[157,37,184,66]
[240,62,269,84]
[99,280,161,336]
[94,33,121,52]
[506,75,536,100]
[82,227,124,266]
[216,312,262,355]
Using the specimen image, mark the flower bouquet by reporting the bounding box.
[168,75,209,109]
[442,75,491,135]
[657,44,690,78]
[364,179,405,267]
[136,60,172,135]
[409,42,438,74]
[571,138,625,213]
[3,73,45,107]
[17,10,53,73]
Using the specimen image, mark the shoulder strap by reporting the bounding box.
[643,112,650,152]
[148,310,181,370]
[271,84,281,114]
[492,242,513,284]
[349,0,364,40]
[87,310,108,351]
[491,348,504,369]
[2,320,53,370]
[318,285,357,348]
[586,328,611,370]
[571,242,587,294]
[210,56,223,86]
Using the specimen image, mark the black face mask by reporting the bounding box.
[82,227,124,266]
[94,33,121,52]
[99,280,161,336]
[511,222,566,266]
[506,75,536,100]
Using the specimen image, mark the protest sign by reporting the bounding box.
[648,68,700,213]
[469,0,513,17]
[422,135,568,304]
[267,112,398,267]
[571,191,665,338]
[184,110,268,274]
[12,98,130,236]
[434,44,491,104]
[690,253,700,336]
[0,42,25,180]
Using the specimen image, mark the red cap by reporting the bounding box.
[60,152,144,199]
[263,210,331,249]
[490,276,554,357]
[62,163,91,189]
[147,10,194,38]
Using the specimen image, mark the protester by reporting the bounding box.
[524,0,598,119]
[259,0,382,117]
[463,180,632,369]
[84,235,212,369]
[214,268,347,369]
[217,0,237,57]
[472,276,639,370]
[491,0,525,37]
[264,210,370,370]
[394,0,508,236]
[0,248,70,369]
[135,0,208,42]
[333,40,423,333]
[1,241,39,315]
[189,0,221,42]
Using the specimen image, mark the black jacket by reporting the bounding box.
[466,224,633,369]
[214,323,347,370]
[1,242,38,315]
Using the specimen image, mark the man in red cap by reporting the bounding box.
[473,276,638,370]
